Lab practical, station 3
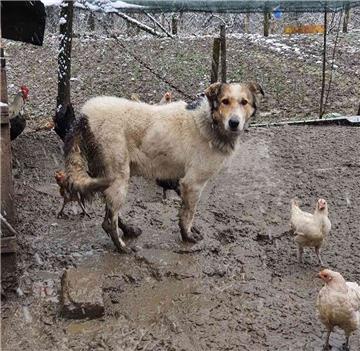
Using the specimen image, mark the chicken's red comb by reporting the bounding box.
[20,85,29,98]
[54,170,66,180]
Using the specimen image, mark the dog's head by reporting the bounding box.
[204,82,264,134]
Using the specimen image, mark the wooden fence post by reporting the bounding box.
[172,15,178,35]
[343,4,350,33]
[319,7,328,118]
[87,12,95,32]
[211,38,220,83]
[220,24,226,83]
[244,12,250,33]
[264,9,270,37]
[54,0,75,141]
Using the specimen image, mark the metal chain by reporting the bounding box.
[101,20,194,100]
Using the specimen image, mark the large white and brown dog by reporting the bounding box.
[64,82,264,252]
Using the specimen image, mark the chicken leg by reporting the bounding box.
[343,335,350,351]
[297,246,304,263]
[315,246,324,266]
[323,329,331,350]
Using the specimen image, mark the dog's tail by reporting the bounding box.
[63,114,112,199]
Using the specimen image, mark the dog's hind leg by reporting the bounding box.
[102,177,130,253]
[178,179,206,243]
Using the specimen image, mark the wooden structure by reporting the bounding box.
[1,47,18,289]
[1,1,46,290]
[284,24,325,34]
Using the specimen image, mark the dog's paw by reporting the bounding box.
[117,246,132,254]
[182,227,203,243]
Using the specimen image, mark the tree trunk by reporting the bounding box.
[54,0,75,141]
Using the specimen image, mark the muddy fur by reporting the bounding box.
[63,115,112,200]
[64,82,264,252]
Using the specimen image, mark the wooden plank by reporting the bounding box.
[1,236,17,254]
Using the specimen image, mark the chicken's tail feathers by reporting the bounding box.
[63,114,112,200]
[346,282,360,305]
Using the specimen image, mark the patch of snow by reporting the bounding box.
[41,0,62,6]
[111,1,143,9]
[85,2,101,11]
[74,1,86,9]
[59,17,67,25]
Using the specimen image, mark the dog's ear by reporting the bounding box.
[204,82,223,101]
[246,82,264,106]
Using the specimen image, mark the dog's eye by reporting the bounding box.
[240,99,248,106]
[221,99,230,105]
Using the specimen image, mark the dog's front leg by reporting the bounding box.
[179,180,205,243]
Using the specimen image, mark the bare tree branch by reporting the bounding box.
[113,11,165,37]
[143,12,174,38]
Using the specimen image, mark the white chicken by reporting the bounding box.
[290,198,331,265]
[159,91,172,105]
[317,269,360,350]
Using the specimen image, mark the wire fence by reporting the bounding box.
[40,5,359,121]
[45,6,360,37]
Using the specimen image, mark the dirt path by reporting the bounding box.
[2,124,359,351]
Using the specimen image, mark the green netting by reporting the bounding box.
[116,0,360,13]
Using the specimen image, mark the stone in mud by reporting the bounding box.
[61,268,104,319]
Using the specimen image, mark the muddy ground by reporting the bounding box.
[2,33,360,350]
